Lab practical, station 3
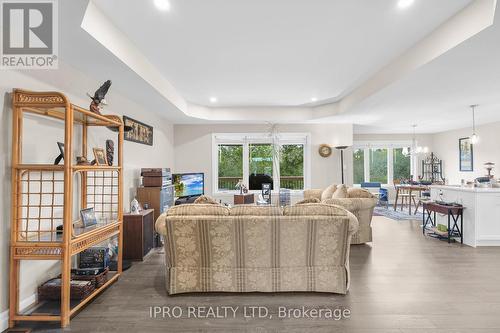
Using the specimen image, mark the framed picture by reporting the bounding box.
[459,137,473,172]
[123,116,153,146]
[80,208,97,227]
[93,148,108,166]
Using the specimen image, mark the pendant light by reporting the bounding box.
[470,104,479,144]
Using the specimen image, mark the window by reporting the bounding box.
[213,133,310,192]
[280,144,304,190]
[352,141,414,185]
[218,144,243,191]
[369,148,388,184]
[353,148,365,185]
[249,144,274,190]
[393,147,411,181]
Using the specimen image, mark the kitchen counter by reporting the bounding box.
[431,184,500,193]
[429,185,500,247]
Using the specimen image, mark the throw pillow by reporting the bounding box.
[193,195,219,205]
[296,198,320,205]
[332,184,348,198]
[321,184,337,201]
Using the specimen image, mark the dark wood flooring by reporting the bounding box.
[15,216,500,332]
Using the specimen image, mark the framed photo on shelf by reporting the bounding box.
[93,148,108,166]
[80,208,98,227]
[123,116,153,146]
[459,137,473,172]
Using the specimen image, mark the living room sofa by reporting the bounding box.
[155,203,359,295]
[304,186,377,244]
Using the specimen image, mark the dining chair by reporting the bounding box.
[394,179,417,211]
[413,190,431,214]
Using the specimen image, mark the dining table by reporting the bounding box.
[394,184,430,215]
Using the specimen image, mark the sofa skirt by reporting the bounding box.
[165,266,349,295]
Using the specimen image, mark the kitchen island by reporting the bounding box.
[430,185,500,247]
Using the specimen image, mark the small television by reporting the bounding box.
[173,173,204,198]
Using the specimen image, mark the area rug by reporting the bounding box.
[373,206,423,221]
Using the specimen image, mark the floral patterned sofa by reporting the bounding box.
[155,203,358,295]
[304,185,378,244]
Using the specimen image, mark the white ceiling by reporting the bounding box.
[351,4,500,134]
[29,0,500,133]
[93,0,472,107]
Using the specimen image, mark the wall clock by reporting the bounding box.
[319,144,332,158]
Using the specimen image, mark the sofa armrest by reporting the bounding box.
[344,210,360,235]
[303,189,323,200]
[323,198,377,211]
[155,212,168,236]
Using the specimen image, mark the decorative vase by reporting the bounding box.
[130,198,140,214]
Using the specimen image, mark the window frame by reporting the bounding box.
[353,140,415,186]
[212,133,311,194]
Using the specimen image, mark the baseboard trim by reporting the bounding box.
[0,293,37,331]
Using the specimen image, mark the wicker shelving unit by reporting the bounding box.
[8,89,124,328]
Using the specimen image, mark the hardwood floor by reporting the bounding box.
[19,216,500,332]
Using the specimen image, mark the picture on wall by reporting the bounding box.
[459,137,474,171]
[123,116,153,146]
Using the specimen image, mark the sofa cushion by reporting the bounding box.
[303,189,323,200]
[167,204,230,216]
[296,197,320,204]
[284,203,348,216]
[332,184,348,198]
[230,205,282,216]
[323,198,378,211]
[321,184,337,201]
[194,195,219,204]
[347,188,375,199]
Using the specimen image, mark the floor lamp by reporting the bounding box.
[335,146,349,184]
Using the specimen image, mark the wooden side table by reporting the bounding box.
[234,193,254,205]
[123,209,155,260]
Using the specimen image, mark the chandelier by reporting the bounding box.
[402,124,428,156]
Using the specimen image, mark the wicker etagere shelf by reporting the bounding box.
[8,89,124,328]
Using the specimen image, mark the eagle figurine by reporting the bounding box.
[88,80,112,114]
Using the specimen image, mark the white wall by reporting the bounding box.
[432,121,500,184]
[174,123,353,202]
[0,66,174,323]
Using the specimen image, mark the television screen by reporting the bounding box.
[173,173,204,198]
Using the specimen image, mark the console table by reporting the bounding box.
[422,202,463,244]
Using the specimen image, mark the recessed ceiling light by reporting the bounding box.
[210,97,217,103]
[311,97,318,102]
[154,0,170,11]
[397,0,414,9]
